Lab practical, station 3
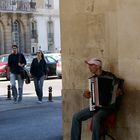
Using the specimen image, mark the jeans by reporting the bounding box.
[33,75,45,101]
[71,107,114,140]
[10,73,24,101]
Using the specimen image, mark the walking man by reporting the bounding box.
[8,45,26,103]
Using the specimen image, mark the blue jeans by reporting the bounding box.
[71,107,114,140]
[33,75,45,101]
[10,73,24,101]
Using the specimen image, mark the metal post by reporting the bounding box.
[7,85,11,100]
[48,86,53,102]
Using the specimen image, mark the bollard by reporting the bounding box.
[7,85,11,100]
[48,86,53,102]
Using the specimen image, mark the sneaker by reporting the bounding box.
[18,100,22,104]
[13,100,17,104]
[18,98,22,103]
[37,100,42,104]
[13,98,17,104]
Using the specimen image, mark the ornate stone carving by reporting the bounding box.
[7,14,12,26]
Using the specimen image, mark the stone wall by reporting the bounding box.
[60,0,140,140]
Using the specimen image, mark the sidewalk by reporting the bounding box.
[0,78,62,112]
[0,94,62,112]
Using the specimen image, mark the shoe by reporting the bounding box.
[18,98,22,103]
[37,100,42,104]
[13,98,17,104]
[13,100,17,104]
[18,100,22,103]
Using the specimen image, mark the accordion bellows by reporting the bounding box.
[89,75,115,111]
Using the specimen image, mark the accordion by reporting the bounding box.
[88,76,115,111]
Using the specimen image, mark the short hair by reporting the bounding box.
[12,45,18,48]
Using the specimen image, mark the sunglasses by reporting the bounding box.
[12,47,17,50]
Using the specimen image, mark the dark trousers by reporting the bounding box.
[33,75,45,101]
[71,107,114,140]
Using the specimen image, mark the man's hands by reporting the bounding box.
[18,63,25,67]
[83,89,90,98]
[94,106,101,111]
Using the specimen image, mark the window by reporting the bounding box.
[31,21,37,39]
[0,23,4,54]
[47,20,54,45]
[12,21,20,47]
[45,0,53,9]
[0,55,8,62]
[45,56,56,63]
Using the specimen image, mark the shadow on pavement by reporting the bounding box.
[48,135,63,140]
[0,98,63,140]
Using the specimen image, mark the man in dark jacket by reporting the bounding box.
[71,58,118,140]
[8,45,26,103]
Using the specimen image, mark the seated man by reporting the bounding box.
[71,58,120,140]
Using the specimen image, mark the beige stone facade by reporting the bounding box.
[0,0,36,54]
[60,0,140,140]
[0,0,61,54]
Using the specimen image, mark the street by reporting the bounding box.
[0,78,63,140]
[0,102,63,140]
[0,103,63,140]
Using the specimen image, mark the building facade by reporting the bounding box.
[0,0,61,54]
[0,0,37,54]
[33,0,61,53]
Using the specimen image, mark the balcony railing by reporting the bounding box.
[0,0,36,13]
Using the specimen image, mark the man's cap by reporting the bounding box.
[85,58,102,66]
